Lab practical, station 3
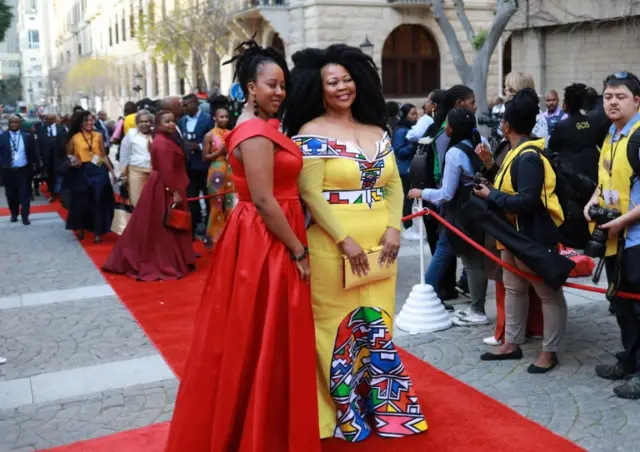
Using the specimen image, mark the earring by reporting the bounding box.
[253,99,259,117]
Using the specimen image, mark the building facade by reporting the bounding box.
[17,0,46,106]
[0,0,20,84]
[507,0,640,96]
[221,0,507,106]
[47,0,510,117]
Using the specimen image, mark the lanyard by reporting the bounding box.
[10,133,21,154]
[608,136,621,190]
[81,131,94,155]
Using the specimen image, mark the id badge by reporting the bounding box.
[602,189,620,208]
[91,154,103,166]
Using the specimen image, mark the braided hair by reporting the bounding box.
[223,38,290,117]
[446,108,476,149]
[282,44,386,137]
[563,83,587,115]
[503,88,540,135]
[428,85,475,139]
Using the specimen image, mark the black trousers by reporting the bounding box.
[45,158,58,197]
[606,245,640,373]
[3,167,31,219]
[400,175,413,229]
[187,168,210,235]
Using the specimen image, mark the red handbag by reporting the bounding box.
[163,203,192,231]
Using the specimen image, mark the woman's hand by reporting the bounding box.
[473,184,491,199]
[109,171,116,184]
[379,227,400,267]
[295,257,311,283]
[475,143,492,164]
[407,188,423,200]
[173,192,183,206]
[340,237,369,277]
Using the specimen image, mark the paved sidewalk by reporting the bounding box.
[0,203,637,451]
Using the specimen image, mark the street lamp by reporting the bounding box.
[132,71,143,99]
[359,35,374,58]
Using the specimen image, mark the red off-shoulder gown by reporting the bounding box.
[164,119,320,452]
[102,132,195,281]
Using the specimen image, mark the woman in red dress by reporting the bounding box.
[164,41,320,452]
[102,111,195,281]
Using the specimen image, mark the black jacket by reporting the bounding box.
[37,124,68,170]
[548,113,607,183]
[0,131,40,172]
[487,151,562,249]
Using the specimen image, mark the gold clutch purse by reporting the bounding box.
[342,245,397,290]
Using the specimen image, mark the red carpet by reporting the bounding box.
[35,206,582,452]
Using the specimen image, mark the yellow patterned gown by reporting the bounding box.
[295,133,427,442]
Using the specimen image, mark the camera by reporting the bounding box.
[477,114,501,128]
[473,173,490,191]
[584,205,621,258]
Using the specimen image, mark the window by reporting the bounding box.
[130,10,135,38]
[121,10,126,42]
[38,81,42,88]
[109,25,113,46]
[27,30,40,49]
[115,15,119,43]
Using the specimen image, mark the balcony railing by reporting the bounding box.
[387,0,430,6]
[239,0,288,10]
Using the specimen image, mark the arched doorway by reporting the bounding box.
[502,37,512,90]
[272,33,285,58]
[382,25,440,98]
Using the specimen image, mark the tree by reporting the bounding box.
[64,57,121,101]
[0,75,22,105]
[137,0,231,93]
[428,0,519,113]
[0,0,13,43]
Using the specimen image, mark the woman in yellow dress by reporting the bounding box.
[202,104,235,249]
[284,44,427,442]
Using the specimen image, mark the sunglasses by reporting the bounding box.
[604,71,640,89]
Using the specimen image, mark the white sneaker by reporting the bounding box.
[483,336,501,346]
[452,310,489,326]
[0,357,6,365]
[402,227,421,241]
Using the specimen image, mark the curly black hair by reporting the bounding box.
[428,85,475,139]
[282,44,386,137]
[223,38,289,117]
[504,88,540,135]
[563,83,587,114]
[68,110,94,138]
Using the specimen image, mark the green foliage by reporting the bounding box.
[0,0,14,43]
[472,29,488,51]
[136,0,230,89]
[0,76,22,105]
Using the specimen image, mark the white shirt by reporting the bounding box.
[406,114,435,142]
[47,124,57,137]
[119,129,152,169]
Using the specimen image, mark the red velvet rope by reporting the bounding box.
[403,208,640,301]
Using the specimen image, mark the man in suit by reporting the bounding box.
[96,111,111,149]
[37,114,67,202]
[179,93,214,238]
[1,115,40,224]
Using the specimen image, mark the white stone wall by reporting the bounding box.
[511,21,640,95]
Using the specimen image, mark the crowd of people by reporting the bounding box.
[2,36,640,447]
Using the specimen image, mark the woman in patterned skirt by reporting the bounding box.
[283,44,427,442]
[202,104,235,249]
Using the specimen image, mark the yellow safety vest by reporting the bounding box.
[494,138,564,249]
[597,120,640,256]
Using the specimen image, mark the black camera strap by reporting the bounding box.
[606,233,628,300]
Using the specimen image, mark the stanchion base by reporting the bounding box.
[396,284,453,334]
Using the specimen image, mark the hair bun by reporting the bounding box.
[512,88,540,117]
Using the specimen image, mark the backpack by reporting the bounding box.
[409,123,445,190]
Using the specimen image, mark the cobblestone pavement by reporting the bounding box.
[0,379,177,452]
[1,209,638,451]
[0,296,156,380]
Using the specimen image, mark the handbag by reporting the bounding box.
[163,203,192,231]
[342,245,396,290]
[111,191,133,236]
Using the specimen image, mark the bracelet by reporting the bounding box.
[290,246,309,261]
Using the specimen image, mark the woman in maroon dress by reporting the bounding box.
[164,41,320,452]
[103,111,195,281]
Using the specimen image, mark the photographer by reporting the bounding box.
[584,72,640,399]
[475,89,567,374]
